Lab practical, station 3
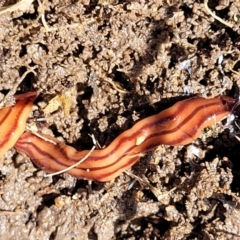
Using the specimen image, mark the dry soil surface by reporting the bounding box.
[0,0,240,239]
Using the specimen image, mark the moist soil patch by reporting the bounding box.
[0,1,240,239]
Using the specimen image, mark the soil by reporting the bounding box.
[0,0,240,239]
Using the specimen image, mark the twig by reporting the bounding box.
[0,0,34,16]
[235,135,240,142]
[124,171,176,202]
[37,0,51,32]
[229,58,240,76]
[204,0,233,28]
[25,127,57,145]
[103,78,129,94]
[45,134,96,177]
[3,66,38,102]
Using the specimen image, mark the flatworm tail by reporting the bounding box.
[14,95,236,181]
[0,91,37,158]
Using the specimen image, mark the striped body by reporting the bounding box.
[14,95,235,182]
[0,92,36,158]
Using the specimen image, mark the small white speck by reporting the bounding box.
[218,55,224,65]
[225,114,235,132]
[183,85,192,96]
[136,135,145,145]
[186,145,203,158]
[179,59,192,74]
[207,115,216,121]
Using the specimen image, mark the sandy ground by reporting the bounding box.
[0,0,240,239]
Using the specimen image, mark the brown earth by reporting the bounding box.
[0,0,240,239]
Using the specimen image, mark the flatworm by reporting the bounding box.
[14,95,236,182]
[0,92,37,158]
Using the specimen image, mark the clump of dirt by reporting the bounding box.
[0,0,240,239]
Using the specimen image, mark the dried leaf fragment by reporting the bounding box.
[43,88,76,115]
